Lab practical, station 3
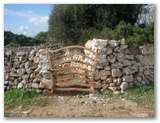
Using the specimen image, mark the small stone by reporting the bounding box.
[30,50,36,55]
[122,75,133,82]
[122,67,132,75]
[106,48,112,55]
[31,83,39,89]
[25,62,30,69]
[22,79,27,84]
[123,60,132,66]
[34,57,39,63]
[112,69,122,77]
[17,68,26,76]
[4,73,9,81]
[17,52,26,56]
[120,82,128,93]
[18,83,23,89]
[104,66,111,71]
[104,78,112,83]
[94,81,102,89]
[120,38,125,45]
[6,50,12,56]
[136,77,142,82]
[4,66,11,73]
[13,62,20,68]
[109,83,115,87]
[107,55,116,63]
[111,62,123,69]
[116,53,125,62]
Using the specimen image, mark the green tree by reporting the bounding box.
[48,4,145,45]
[34,31,48,43]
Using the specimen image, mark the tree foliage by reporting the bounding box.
[4,31,48,46]
[48,4,145,45]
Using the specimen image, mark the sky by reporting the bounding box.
[4,4,53,37]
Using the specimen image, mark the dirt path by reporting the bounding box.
[4,94,154,117]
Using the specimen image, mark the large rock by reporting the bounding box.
[92,39,108,49]
[112,69,122,77]
[85,40,93,49]
[143,55,154,66]
[122,75,133,82]
[139,44,154,55]
[108,40,119,48]
[39,78,52,89]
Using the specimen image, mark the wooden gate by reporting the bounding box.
[46,46,97,94]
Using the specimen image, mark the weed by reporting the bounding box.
[4,89,50,107]
[101,83,154,106]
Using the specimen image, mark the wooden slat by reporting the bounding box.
[57,76,92,82]
[54,59,94,67]
[46,47,56,94]
[55,88,91,92]
[49,45,95,54]
[57,72,93,77]
[48,66,93,73]
[91,48,98,94]
[52,52,95,61]
[56,83,91,87]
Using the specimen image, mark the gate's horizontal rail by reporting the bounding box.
[56,83,91,87]
[52,52,95,61]
[48,66,93,73]
[57,76,92,82]
[57,72,93,77]
[55,88,92,92]
[49,45,95,54]
[54,59,94,67]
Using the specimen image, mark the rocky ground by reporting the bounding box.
[4,93,154,117]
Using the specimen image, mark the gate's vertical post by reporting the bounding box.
[46,47,56,94]
[91,48,98,94]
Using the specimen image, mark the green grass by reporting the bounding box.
[4,89,50,107]
[101,83,154,106]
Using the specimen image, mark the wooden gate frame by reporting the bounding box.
[46,45,98,94]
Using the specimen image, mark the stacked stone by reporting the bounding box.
[4,43,63,92]
[85,38,154,93]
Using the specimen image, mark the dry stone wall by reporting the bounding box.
[4,43,63,93]
[85,38,154,93]
[4,39,154,94]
